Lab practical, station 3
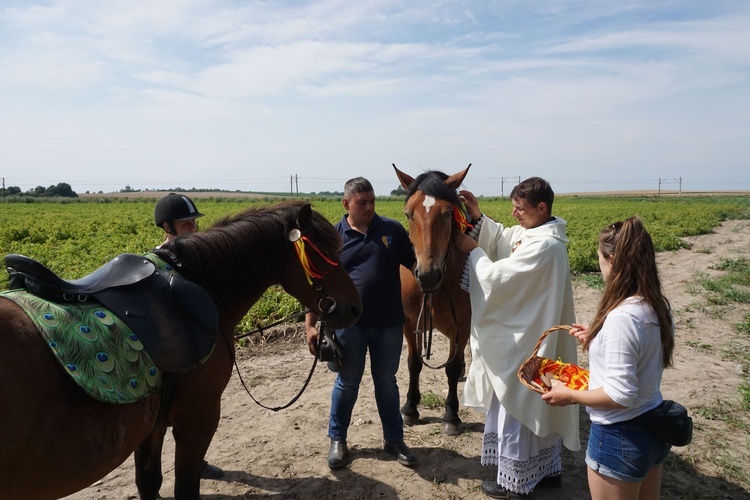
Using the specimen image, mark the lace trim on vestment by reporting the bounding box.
[460,216,484,292]
[481,432,562,494]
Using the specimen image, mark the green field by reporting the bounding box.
[2,195,749,331]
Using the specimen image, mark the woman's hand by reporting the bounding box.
[570,323,589,344]
[541,379,575,406]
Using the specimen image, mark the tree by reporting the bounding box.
[24,183,77,198]
[390,185,406,196]
[52,182,77,198]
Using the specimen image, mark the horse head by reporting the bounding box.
[164,201,361,332]
[394,164,471,293]
[276,202,363,330]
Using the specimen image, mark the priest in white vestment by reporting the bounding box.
[454,177,579,499]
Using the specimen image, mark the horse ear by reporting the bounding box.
[445,163,471,190]
[297,203,313,231]
[393,163,415,190]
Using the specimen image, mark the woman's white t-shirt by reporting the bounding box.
[587,297,667,425]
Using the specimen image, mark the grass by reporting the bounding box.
[574,273,605,290]
[420,391,445,409]
[700,257,750,304]
[685,340,714,352]
[684,249,750,491]
[738,313,750,336]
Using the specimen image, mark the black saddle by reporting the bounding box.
[5,253,219,373]
[6,253,156,301]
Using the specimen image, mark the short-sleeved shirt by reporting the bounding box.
[587,297,666,425]
[337,213,416,328]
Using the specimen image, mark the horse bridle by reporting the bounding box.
[234,222,341,411]
[289,225,340,316]
[413,199,470,370]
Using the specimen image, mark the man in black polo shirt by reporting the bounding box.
[306,177,417,470]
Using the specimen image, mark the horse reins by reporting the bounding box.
[415,284,462,370]
[414,232,462,370]
[412,198,472,370]
[233,224,339,411]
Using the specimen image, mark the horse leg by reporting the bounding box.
[440,353,465,436]
[400,330,423,426]
[134,426,167,500]
[172,400,221,500]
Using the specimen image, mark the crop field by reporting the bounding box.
[1,195,749,332]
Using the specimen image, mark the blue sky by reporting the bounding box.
[1,1,748,196]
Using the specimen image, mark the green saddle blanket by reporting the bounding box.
[1,290,162,404]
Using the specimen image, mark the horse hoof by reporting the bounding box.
[401,413,420,426]
[441,421,462,436]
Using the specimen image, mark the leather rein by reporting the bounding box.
[414,227,462,370]
[232,226,340,412]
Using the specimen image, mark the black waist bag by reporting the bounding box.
[632,400,693,446]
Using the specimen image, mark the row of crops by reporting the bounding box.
[2,195,748,328]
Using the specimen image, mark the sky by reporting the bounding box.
[1,1,749,197]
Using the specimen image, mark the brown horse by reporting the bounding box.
[394,165,472,436]
[0,201,362,500]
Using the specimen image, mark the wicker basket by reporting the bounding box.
[517,325,574,395]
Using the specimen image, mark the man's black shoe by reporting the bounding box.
[200,460,225,479]
[383,440,416,466]
[480,481,526,499]
[327,439,347,469]
[537,472,562,488]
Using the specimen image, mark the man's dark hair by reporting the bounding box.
[344,177,374,197]
[510,177,554,213]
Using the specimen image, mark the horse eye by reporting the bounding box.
[404,211,412,221]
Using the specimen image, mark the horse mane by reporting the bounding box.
[406,171,461,205]
[155,200,340,307]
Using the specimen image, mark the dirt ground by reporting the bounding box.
[66,219,750,500]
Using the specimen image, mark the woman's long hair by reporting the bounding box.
[583,216,674,367]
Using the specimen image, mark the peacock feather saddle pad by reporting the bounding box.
[1,290,162,404]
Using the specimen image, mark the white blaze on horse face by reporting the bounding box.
[422,195,436,213]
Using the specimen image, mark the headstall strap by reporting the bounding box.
[160,248,183,268]
[414,204,465,370]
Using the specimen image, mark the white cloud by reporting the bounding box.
[0,1,748,194]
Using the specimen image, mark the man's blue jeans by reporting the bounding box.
[328,325,405,443]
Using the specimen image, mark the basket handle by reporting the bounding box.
[530,325,573,358]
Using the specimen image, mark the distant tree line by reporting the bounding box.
[1,182,77,198]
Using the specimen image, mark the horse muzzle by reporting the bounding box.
[414,266,443,293]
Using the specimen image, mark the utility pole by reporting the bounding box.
[658,177,682,197]
[501,176,520,199]
[290,175,300,196]
[1,177,5,198]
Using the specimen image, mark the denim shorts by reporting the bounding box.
[586,420,672,482]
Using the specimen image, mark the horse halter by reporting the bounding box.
[414,197,473,369]
[233,224,343,413]
[288,226,339,316]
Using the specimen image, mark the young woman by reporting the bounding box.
[542,216,674,500]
